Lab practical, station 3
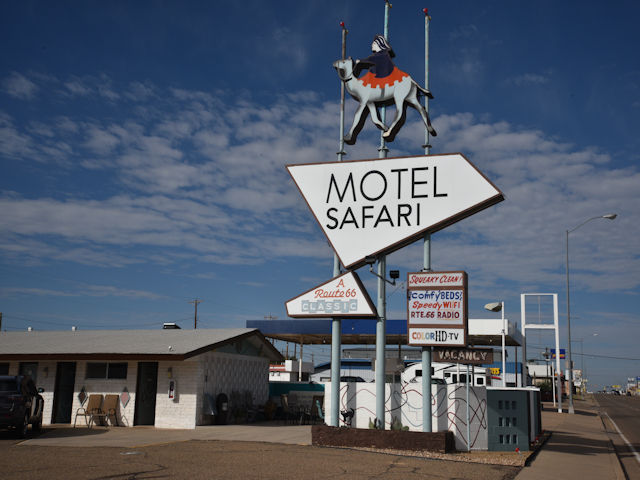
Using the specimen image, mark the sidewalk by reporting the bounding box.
[516,397,625,479]
[21,422,312,448]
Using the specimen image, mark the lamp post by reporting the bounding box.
[485,301,506,387]
[565,213,617,414]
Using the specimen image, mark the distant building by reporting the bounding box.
[269,359,314,382]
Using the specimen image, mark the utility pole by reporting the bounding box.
[189,298,202,329]
[0,312,2,331]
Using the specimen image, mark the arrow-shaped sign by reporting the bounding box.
[287,153,504,269]
[285,271,376,318]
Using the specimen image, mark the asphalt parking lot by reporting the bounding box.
[0,428,520,480]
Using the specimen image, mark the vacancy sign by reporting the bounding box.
[407,271,468,347]
[287,154,503,270]
[285,271,376,318]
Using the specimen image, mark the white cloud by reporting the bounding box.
[0,76,637,300]
[504,72,552,87]
[3,72,39,99]
[0,284,165,300]
[449,24,479,41]
[64,77,92,97]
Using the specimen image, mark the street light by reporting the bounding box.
[565,213,617,414]
[485,301,506,387]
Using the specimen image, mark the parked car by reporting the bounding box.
[0,375,44,437]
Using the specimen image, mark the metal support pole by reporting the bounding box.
[337,23,347,163]
[421,7,433,434]
[554,295,562,413]
[520,294,527,387]
[565,229,575,414]
[466,363,471,451]
[377,0,391,159]
[422,234,432,432]
[330,22,348,427]
[552,362,557,407]
[374,0,391,431]
[375,255,387,429]
[501,302,506,387]
[423,8,432,156]
[298,342,303,382]
[514,342,519,387]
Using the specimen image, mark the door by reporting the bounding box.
[52,362,76,423]
[134,362,158,425]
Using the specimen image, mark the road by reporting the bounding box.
[594,393,640,479]
[0,428,520,480]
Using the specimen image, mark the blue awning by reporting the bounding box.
[246,318,522,347]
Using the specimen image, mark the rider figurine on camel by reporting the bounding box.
[332,34,436,145]
[354,35,409,89]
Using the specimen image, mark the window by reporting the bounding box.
[498,417,503,426]
[512,401,517,409]
[452,374,458,383]
[476,377,484,386]
[86,362,128,379]
[0,363,9,375]
[498,400,503,409]
[512,434,517,444]
[86,363,107,378]
[19,362,38,384]
[512,417,517,426]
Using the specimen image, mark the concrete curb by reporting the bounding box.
[597,412,628,480]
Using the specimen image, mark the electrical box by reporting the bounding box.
[487,389,530,451]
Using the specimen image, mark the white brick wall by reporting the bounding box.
[154,360,199,429]
[196,352,270,425]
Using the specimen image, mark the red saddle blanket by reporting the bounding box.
[359,67,409,88]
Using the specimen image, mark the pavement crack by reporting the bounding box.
[91,463,169,480]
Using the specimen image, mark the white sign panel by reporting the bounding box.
[408,328,466,346]
[285,271,376,318]
[408,271,466,288]
[287,154,503,269]
[408,290,464,325]
[407,270,468,347]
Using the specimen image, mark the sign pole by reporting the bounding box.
[375,0,391,430]
[421,7,433,434]
[466,363,471,451]
[330,22,348,428]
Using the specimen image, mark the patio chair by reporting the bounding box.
[74,394,107,428]
[103,394,120,426]
[311,396,325,424]
[280,394,295,424]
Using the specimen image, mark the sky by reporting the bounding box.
[1,1,639,390]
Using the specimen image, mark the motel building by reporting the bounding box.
[0,326,282,429]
